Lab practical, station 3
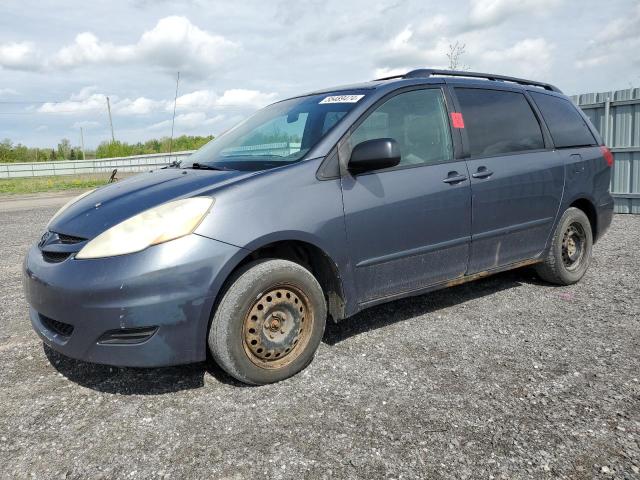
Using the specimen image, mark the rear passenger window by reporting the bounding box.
[455,88,545,157]
[530,92,596,148]
[349,89,453,167]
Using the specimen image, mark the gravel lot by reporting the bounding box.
[1,198,638,479]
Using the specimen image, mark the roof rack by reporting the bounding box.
[374,69,562,93]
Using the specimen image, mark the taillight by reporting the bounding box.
[600,146,614,167]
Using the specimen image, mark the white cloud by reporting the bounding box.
[174,88,278,111]
[37,86,277,117]
[1,16,238,76]
[575,5,640,69]
[0,87,19,96]
[174,89,219,111]
[71,86,100,101]
[595,5,640,45]
[372,67,409,79]
[414,15,452,37]
[72,120,100,129]
[479,38,554,76]
[147,112,225,131]
[376,26,449,69]
[216,89,278,107]
[51,32,134,68]
[0,41,40,71]
[117,97,165,115]
[374,16,555,79]
[468,0,562,28]
[39,92,108,114]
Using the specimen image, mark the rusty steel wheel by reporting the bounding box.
[208,259,327,385]
[536,207,593,286]
[561,222,587,271]
[242,285,314,369]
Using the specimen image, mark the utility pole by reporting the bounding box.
[169,71,180,155]
[80,127,86,160]
[106,96,115,143]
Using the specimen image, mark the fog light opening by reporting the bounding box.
[97,326,158,345]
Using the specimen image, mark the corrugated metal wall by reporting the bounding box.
[572,88,640,214]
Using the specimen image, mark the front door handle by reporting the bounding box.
[442,172,468,184]
[472,167,494,179]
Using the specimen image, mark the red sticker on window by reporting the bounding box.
[451,112,465,129]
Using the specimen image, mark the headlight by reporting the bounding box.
[76,197,214,259]
[47,189,96,227]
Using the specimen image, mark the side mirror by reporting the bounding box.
[348,138,401,174]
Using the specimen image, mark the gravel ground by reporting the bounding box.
[0,202,638,480]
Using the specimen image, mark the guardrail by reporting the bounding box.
[0,151,194,179]
[0,142,304,179]
[572,88,640,214]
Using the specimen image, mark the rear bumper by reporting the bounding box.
[596,195,614,243]
[23,234,243,367]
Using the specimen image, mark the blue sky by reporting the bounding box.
[0,0,637,148]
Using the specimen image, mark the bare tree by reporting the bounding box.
[447,41,469,71]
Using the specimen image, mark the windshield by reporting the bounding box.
[183,91,368,171]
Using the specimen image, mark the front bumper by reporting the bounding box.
[23,234,243,367]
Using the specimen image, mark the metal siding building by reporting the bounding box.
[572,88,640,214]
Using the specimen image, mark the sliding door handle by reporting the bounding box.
[442,174,468,184]
[472,167,493,179]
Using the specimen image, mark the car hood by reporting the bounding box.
[48,168,253,238]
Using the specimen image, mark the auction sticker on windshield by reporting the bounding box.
[319,95,365,104]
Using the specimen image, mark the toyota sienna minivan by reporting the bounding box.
[23,69,614,384]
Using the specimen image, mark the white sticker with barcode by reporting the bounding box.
[319,95,364,104]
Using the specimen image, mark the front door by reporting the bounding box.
[452,87,565,273]
[340,87,471,304]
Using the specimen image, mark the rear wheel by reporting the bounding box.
[536,207,593,285]
[208,259,326,385]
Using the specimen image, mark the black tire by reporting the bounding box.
[535,207,593,285]
[208,259,327,385]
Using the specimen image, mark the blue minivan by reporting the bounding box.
[23,69,614,384]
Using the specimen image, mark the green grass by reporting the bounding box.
[0,174,112,195]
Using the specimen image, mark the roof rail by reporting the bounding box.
[374,68,562,93]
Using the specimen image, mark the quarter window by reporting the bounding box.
[530,92,597,148]
[349,89,453,167]
[455,88,545,157]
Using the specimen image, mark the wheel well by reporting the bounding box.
[570,198,597,240]
[233,240,346,321]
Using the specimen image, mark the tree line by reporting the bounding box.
[0,135,214,163]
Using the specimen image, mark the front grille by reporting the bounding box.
[39,231,87,263]
[40,314,74,337]
[57,233,86,244]
[42,251,71,263]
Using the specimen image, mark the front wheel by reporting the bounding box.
[536,207,593,285]
[208,259,327,385]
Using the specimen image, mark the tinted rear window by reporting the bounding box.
[530,92,597,148]
[455,88,545,157]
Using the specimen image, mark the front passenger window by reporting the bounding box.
[348,89,453,167]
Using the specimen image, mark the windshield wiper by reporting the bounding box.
[162,159,182,169]
[189,162,232,171]
[221,154,285,159]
